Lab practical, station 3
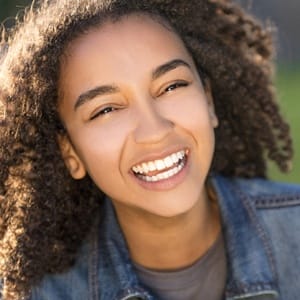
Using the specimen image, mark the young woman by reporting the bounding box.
[0,0,299,299]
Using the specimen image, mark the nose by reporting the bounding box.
[133,101,174,144]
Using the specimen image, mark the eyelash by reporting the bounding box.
[90,106,117,120]
[89,81,189,120]
[162,80,189,94]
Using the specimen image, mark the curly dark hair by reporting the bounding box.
[0,0,293,298]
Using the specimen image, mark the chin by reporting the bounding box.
[142,194,201,219]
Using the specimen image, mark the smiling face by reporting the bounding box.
[58,14,218,219]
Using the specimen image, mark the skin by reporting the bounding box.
[58,14,221,270]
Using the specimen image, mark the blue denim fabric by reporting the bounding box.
[28,175,300,300]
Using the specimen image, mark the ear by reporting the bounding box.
[58,135,86,179]
[203,79,219,128]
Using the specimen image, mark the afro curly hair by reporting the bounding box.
[0,0,293,298]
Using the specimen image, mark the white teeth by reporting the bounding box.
[155,160,165,171]
[141,159,185,182]
[148,162,156,171]
[164,156,173,168]
[132,150,187,179]
[141,163,149,173]
[171,153,178,164]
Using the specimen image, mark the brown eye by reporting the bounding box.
[165,81,189,93]
[90,106,116,120]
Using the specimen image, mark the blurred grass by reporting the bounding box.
[268,66,300,183]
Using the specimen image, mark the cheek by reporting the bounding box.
[161,94,214,134]
[161,95,216,166]
[71,117,133,180]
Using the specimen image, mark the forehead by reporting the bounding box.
[59,14,195,102]
[62,13,192,69]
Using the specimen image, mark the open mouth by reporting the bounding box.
[131,149,189,182]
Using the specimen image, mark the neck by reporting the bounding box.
[114,187,221,271]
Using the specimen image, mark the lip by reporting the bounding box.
[130,149,190,191]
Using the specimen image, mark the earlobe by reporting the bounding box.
[208,101,219,129]
[58,135,86,179]
[204,79,219,128]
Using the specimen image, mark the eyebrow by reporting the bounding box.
[73,59,191,111]
[152,59,192,80]
[74,85,120,111]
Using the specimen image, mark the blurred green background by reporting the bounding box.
[269,67,300,183]
[1,0,299,183]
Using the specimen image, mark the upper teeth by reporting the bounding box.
[132,150,185,175]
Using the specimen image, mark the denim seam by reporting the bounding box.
[88,218,100,300]
[225,283,278,298]
[228,289,278,300]
[234,185,279,289]
[222,181,279,297]
[255,195,300,208]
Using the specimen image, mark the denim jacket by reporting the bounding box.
[28,175,300,300]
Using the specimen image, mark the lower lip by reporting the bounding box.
[131,155,190,191]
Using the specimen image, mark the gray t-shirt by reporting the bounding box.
[133,233,226,300]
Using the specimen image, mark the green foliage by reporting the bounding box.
[268,66,300,183]
[0,0,31,27]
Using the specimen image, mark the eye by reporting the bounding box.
[164,81,189,93]
[90,106,116,120]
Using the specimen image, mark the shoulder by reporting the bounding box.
[211,174,300,209]
[212,175,300,298]
[29,226,94,300]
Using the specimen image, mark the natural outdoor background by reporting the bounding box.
[0,0,299,183]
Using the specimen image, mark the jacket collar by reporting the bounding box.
[96,174,279,299]
[211,175,279,299]
[96,200,153,299]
